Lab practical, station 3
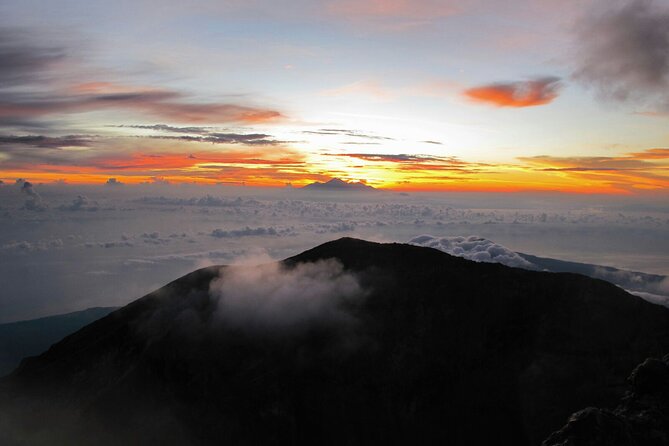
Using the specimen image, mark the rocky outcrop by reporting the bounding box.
[543,356,669,446]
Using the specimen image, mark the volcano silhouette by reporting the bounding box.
[2,238,669,446]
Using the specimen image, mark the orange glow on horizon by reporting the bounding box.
[1,146,667,194]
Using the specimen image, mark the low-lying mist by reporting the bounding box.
[210,259,364,332]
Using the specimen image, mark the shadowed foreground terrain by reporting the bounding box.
[544,355,669,446]
[1,238,669,445]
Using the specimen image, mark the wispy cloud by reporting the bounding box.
[0,134,92,148]
[115,124,286,145]
[0,28,65,88]
[303,128,395,140]
[519,148,669,192]
[628,148,669,160]
[1,82,282,125]
[0,29,283,128]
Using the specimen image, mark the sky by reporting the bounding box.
[0,0,668,193]
[1,0,669,323]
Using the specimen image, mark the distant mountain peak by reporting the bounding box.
[302,178,376,191]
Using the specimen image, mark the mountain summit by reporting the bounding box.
[302,178,376,191]
[2,238,669,445]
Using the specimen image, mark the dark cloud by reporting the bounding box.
[0,28,65,87]
[463,77,562,107]
[331,153,461,164]
[148,133,283,146]
[115,124,213,134]
[19,179,37,197]
[574,0,669,110]
[0,88,283,125]
[326,153,489,175]
[0,134,92,148]
[113,125,286,145]
[0,29,283,128]
[303,128,395,140]
[0,134,97,168]
[332,153,434,162]
[17,179,47,211]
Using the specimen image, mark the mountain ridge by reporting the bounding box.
[301,178,377,191]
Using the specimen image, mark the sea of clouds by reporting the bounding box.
[1,182,668,322]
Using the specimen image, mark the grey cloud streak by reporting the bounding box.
[0,27,283,129]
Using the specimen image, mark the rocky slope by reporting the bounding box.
[543,355,669,446]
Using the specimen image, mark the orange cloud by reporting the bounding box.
[2,132,668,194]
[464,77,562,108]
[518,150,669,192]
[628,148,669,160]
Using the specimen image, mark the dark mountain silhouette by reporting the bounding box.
[2,238,669,446]
[302,178,376,191]
[0,307,117,377]
[2,249,663,382]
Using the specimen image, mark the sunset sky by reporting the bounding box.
[1,0,668,193]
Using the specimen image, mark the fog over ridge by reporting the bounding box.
[209,258,364,331]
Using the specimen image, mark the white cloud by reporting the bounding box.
[409,235,535,268]
[210,259,364,332]
[628,290,669,308]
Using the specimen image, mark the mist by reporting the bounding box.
[210,259,364,332]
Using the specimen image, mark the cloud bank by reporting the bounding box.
[409,234,535,268]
